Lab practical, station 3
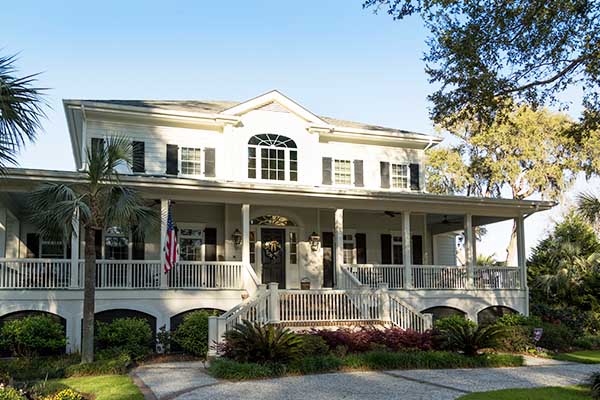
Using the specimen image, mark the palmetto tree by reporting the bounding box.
[0,54,46,172]
[29,137,157,363]
[577,192,600,231]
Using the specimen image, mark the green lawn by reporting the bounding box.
[457,385,591,400]
[554,350,600,364]
[52,375,144,400]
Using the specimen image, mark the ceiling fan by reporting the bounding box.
[384,211,400,218]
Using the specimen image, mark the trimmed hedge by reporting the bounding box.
[208,351,524,380]
[95,318,153,360]
[0,315,67,357]
[172,310,215,358]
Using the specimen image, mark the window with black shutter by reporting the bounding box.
[204,148,216,177]
[354,160,364,187]
[356,233,367,264]
[412,235,423,265]
[410,163,420,191]
[166,144,179,175]
[26,233,40,258]
[322,157,332,185]
[204,228,217,261]
[380,234,392,264]
[132,141,145,173]
[380,162,390,188]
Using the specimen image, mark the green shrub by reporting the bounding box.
[0,355,79,382]
[495,314,542,327]
[434,315,476,331]
[441,323,507,356]
[208,359,279,380]
[495,325,533,352]
[172,311,214,358]
[0,386,26,400]
[223,321,303,364]
[0,316,67,357]
[64,353,131,377]
[536,322,575,352]
[298,335,329,356]
[95,318,154,360]
[156,325,171,354]
[574,335,600,350]
[288,355,343,374]
[590,372,600,400]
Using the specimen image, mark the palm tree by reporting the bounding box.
[577,192,600,230]
[0,54,46,172]
[28,137,157,363]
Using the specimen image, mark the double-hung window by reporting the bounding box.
[180,147,202,176]
[40,240,65,259]
[342,233,356,264]
[179,226,204,261]
[334,159,352,185]
[105,226,129,260]
[391,164,409,189]
[391,233,403,264]
[248,134,298,182]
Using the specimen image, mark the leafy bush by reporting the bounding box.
[172,310,215,358]
[208,359,280,380]
[288,355,343,374]
[311,327,434,353]
[434,315,477,331]
[574,335,600,350]
[591,372,600,400]
[65,353,131,377]
[0,386,26,400]
[494,314,542,327]
[222,321,302,364]
[0,355,80,382]
[440,323,507,356]
[536,321,575,352]
[156,325,171,354]
[298,334,329,356]
[95,318,153,360]
[0,316,66,357]
[494,325,533,352]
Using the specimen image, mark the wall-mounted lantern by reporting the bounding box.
[309,232,321,251]
[232,229,242,248]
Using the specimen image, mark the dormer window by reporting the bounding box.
[248,134,298,182]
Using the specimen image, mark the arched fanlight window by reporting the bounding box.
[250,215,296,226]
[248,134,298,181]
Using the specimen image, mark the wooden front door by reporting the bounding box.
[322,232,334,288]
[261,228,286,288]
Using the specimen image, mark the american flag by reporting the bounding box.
[163,204,178,273]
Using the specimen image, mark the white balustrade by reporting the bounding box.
[338,265,365,289]
[412,265,468,289]
[345,264,405,289]
[168,261,243,289]
[222,285,271,331]
[0,259,71,288]
[279,289,380,322]
[474,267,520,289]
[95,260,162,288]
[389,293,432,332]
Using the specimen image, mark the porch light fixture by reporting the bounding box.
[309,232,321,251]
[232,229,242,248]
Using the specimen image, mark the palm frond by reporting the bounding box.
[85,135,132,184]
[576,192,600,226]
[0,54,47,172]
[101,186,158,236]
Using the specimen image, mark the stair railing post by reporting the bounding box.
[423,313,433,331]
[268,282,280,323]
[377,282,391,323]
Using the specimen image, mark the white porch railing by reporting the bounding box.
[389,292,433,331]
[412,265,468,289]
[344,264,405,289]
[474,267,520,289]
[168,261,243,289]
[0,259,71,288]
[93,260,162,289]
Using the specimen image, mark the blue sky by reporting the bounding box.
[3,0,592,258]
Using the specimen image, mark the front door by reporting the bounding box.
[261,228,286,288]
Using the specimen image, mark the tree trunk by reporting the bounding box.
[81,227,97,363]
[505,219,518,266]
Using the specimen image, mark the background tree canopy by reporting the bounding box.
[363,0,600,137]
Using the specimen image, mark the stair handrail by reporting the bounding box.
[387,291,433,332]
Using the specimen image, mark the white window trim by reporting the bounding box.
[248,144,297,183]
[179,147,203,177]
[390,230,403,265]
[333,159,354,187]
[250,225,301,283]
[389,163,410,191]
[342,229,357,264]
[178,223,207,262]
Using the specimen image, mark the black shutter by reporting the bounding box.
[205,148,216,177]
[91,137,105,155]
[410,163,420,191]
[322,157,332,185]
[26,233,40,258]
[166,144,179,175]
[132,229,145,260]
[380,162,390,188]
[355,233,367,264]
[204,227,217,261]
[322,232,334,288]
[354,160,364,187]
[381,234,392,264]
[412,235,423,265]
[94,229,103,259]
[132,141,145,173]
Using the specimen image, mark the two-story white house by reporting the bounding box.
[0,90,552,352]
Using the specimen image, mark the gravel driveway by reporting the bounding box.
[133,357,600,400]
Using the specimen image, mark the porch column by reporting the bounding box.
[70,209,80,288]
[516,214,528,315]
[241,204,250,264]
[334,209,344,287]
[402,212,413,289]
[464,213,475,289]
[159,199,169,289]
[0,208,6,258]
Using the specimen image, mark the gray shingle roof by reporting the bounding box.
[82,99,433,137]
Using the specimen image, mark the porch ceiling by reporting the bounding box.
[1,168,554,219]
